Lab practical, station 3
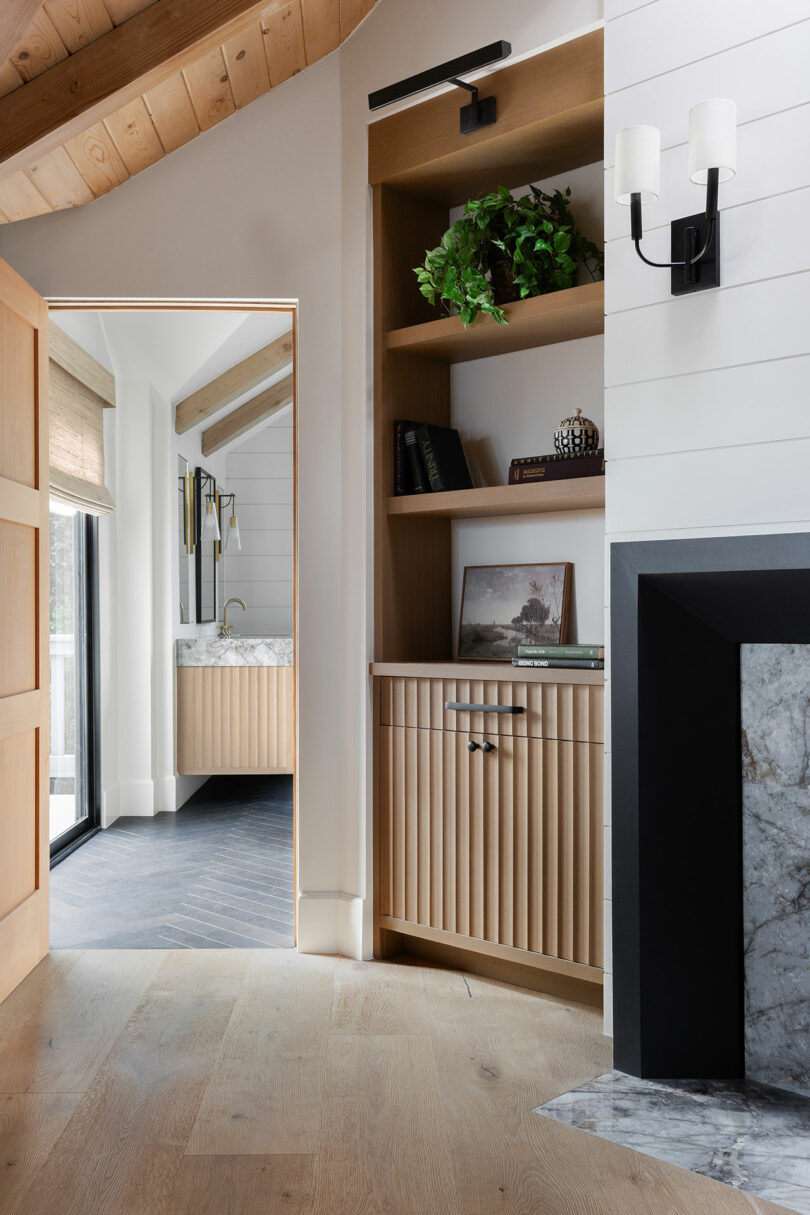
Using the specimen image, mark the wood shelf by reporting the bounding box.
[385,282,603,364]
[370,660,604,685]
[387,475,604,521]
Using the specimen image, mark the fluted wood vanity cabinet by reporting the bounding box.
[177,666,294,775]
[373,666,604,993]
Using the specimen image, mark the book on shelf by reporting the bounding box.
[518,644,604,660]
[508,449,605,485]
[511,447,605,467]
[512,657,604,670]
[414,424,473,492]
[403,427,429,494]
[393,419,424,495]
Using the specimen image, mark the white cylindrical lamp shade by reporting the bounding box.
[615,125,660,205]
[689,98,736,184]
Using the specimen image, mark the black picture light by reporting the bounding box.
[368,40,512,134]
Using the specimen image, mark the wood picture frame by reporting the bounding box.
[457,561,572,661]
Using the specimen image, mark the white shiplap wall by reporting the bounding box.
[603,0,810,1033]
[224,406,294,637]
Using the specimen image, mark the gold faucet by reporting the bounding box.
[219,597,246,637]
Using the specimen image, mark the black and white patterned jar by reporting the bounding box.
[554,408,599,454]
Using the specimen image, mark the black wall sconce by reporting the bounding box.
[615,99,737,296]
[368,40,512,134]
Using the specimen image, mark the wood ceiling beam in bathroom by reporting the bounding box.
[174,329,293,433]
[201,371,293,455]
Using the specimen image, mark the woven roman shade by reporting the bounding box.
[49,324,115,515]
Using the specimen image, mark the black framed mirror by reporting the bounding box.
[195,466,219,623]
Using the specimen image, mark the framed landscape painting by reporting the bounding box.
[457,562,572,661]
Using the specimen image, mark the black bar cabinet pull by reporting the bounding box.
[444,701,524,715]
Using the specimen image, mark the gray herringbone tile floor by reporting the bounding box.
[50,776,294,949]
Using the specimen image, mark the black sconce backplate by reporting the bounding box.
[671,212,721,296]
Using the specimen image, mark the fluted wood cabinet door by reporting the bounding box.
[0,257,50,1003]
[378,726,603,969]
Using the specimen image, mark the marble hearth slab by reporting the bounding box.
[176,637,293,667]
[535,1070,810,1214]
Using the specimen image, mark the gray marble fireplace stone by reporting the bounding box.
[535,1070,810,1215]
[741,643,810,1099]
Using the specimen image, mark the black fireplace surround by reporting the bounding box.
[611,533,810,1080]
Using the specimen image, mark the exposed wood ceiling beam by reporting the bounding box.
[0,0,278,182]
[201,372,293,456]
[175,330,293,434]
[0,0,45,66]
[50,322,116,407]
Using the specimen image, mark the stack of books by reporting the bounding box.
[394,420,473,494]
[512,643,604,671]
[508,448,605,485]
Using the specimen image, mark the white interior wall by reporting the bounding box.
[0,0,604,958]
[602,0,810,1033]
[225,406,294,638]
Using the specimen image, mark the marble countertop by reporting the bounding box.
[176,636,294,667]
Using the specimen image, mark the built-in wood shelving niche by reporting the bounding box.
[387,475,604,521]
[370,26,604,666]
[386,282,604,364]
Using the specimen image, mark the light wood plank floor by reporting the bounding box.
[0,950,790,1214]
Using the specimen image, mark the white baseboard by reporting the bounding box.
[297,891,365,958]
[116,779,155,817]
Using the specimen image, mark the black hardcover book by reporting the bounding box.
[393,419,424,495]
[404,428,430,494]
[415,425,473,492]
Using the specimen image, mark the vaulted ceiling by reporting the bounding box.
[0,0,376,224]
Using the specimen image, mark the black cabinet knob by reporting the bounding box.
[482,741,495,753]
[467,740,478,752]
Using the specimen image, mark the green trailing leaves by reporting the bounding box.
[413,184,604,328]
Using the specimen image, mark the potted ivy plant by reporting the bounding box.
[414,185,603,328]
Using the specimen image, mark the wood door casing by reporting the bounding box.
[378,726,603,969]
[0,256,49,1004]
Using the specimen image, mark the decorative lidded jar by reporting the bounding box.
[554,407,599,454]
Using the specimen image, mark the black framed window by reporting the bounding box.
[49,507,101,865]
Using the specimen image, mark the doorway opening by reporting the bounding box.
[45,298,298,951]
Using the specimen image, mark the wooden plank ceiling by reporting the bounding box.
[0,0,376,223]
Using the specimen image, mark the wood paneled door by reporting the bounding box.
[0,255,49,1002]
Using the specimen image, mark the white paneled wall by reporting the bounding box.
[603,2,810,1034]
[225,405,294,637]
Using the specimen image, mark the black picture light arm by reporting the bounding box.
[368,40,511,133]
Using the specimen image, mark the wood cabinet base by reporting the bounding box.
[377,914,603,1007]
[400,934,603,1009]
